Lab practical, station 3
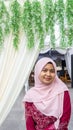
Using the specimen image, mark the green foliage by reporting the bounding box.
[66,0,73,46]
[10,0,21,49]
[55,0,65,48]
[0,0,73,49]
[44,0,55,48]
[32,0,44,48]
[22,0,34,49]
[0,27,3,47]
[0,0,10,47]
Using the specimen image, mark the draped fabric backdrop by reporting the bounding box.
[0,31,40,125]
[0,0,73,126]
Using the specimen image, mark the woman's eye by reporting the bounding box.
[50,69,55,73]
[42,69,47,72]
[42,69,55,73]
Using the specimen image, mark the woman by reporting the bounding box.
[23,57,71,130]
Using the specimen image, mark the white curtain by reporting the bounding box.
[56,47,73,78]
[65,48,73,78]
[0,31,40,126]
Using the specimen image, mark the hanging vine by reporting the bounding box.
[32,0,44,48]
[0,27,3,47]
[0,0,73,50]
[0,1,10,47]
[55,0,65,48]
[10,0,21,49]
[22,0,34,49]
[44,0,55,48]
[66,0,73,46]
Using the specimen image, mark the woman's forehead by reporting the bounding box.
[43,62,55,68]
[35,58,56,71]
[42,63,55,69]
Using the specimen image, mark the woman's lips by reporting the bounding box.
[44,77,51,81]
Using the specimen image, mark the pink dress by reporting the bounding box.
[24,91,71,130]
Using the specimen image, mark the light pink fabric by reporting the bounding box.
[23,57,68,119]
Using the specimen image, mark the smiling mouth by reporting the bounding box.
[45,77,52,81]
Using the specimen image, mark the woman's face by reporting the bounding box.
[39,63,55,85]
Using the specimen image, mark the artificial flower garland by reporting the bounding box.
[0,1,10,47]
[0,0,73,49]
[32,0,44,48]
[55,0,66,48]
[66,0,73,46]
[44,0,55,48]
[22,0,34,49]
[10,0,21,49]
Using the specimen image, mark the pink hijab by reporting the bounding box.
[23,57,68,119]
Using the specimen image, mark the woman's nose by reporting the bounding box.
[46,71,51,75]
